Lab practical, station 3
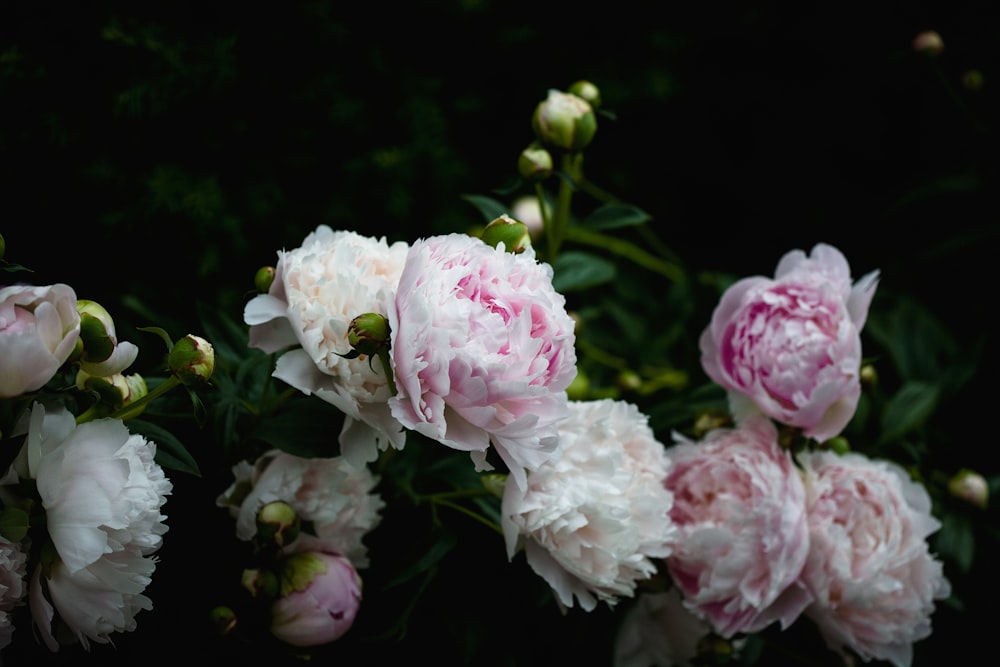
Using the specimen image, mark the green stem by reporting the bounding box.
[547,152,582,262]
[564,226,686,283]
[430,497,503,535]
[89,375,183,423]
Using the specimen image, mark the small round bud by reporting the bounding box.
[255,265,276,294]
[76,370,149,418]
[77,300,118,363]
[568,79,602,110]
[481,214,531,254]
[860,363,878,388]
[168,334,216,385]
[257,500,301,548]
[346,313,391,358]
[532,89,597,152]
[616,369,642,392]
[242,567,280,599]
[209,605,238,636]
[517,143,553,182]
[948,469,988,509]
[913,30,944,56]
[823,436,851,455]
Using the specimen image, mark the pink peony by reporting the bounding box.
[501,399,677,611]
[663,415,812,638]
[699,243,879,442]
[270,551,362,647]
[0,536,28,653]
[388,233,577,490]
[0,283,81,398]
[797,450,951,667]
[244,226,410,466]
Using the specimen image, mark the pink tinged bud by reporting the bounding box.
[517,143,554,181]
[948,469,989,509]
[913,30,944,55]
[270,552,362,647]
[532,89,598,152]
[168,334,216,384]
[346,312,391,358]
[481,214,531,254]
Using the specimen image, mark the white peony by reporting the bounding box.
[501,399,676,611]
[6,401,171,651]
[244,226,410,467]
[217,449,385,568]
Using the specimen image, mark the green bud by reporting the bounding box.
[568,80,601,110]
[481,473,507,499]
[517,143,553,182]
[532,89,597,152]
[77,300,118,363]
[346,313,391,358]
[255,265,276,294]
[209,605,238,636]
[168,334,216,385]
[693,410,729,438]
[824,436,851,455]
[860,363,877,388]
[242,567,280,599]
[481,214,531,254]
[948,469,989,509]
[256,500,301,548]
[75,370,149,418]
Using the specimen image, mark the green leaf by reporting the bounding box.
[460,194,509,224]
[383,529,458,590]
[878,380,940,444]
[251,398,346,458]
[127,418,202,477]
[578,203,651,230]
[552,251,616,292]
[0,506,30,543]
[934,511,975,575]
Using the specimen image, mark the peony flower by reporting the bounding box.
[0,283,81,398]
[501,399,676,611]
[216,449,384,568]
[270,550,362,647]
[663,415,812,638]
[613,587,711,667]
[0,536,28,653]
[699,243,879,442]
[244,226,410,466]
[797,450,951,667]
[388,233,577,490]
[3,401,171,650]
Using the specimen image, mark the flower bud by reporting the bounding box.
[532,89,597,152]
[823,436,851,455]
[913,30,944,56]
[346,313,391,358]
[168,334,215,385]
[256,500,301,548]
[209,605,238,636]
[948,469,989,509]
[568,79,602,110]
[75,370,149,418]
[517,143,553,182]
[860,363,877,388]
[242,567,280,599]
[271,551,362,647]
[255,265,276,294]
[75,299,139,377]
[481,214,531,254]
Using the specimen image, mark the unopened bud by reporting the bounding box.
[481,473,507,499]
[517,143,553,182]
[76,370,149,418]
[532,89,597,152]
[824,436,851,455]
[346,313,391,358]
[242,567,280,599]
[255,265,276,294]
[568,80,602,110]
[257,500,301,548]
[209,605,238,636]
[948,469,988,509]
[860,363,878,388]
[511,195,548,241]
[75,299,139,377]
[913,30,944,56]
[168,334,215,385]
[481,214,531,254]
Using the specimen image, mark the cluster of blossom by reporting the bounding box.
[0,277,214,657]
[233,220,956,665]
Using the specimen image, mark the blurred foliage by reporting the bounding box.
[2,1,998,665]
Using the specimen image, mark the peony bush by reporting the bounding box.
[0,74,989,667]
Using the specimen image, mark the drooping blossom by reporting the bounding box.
[699,243,879,442]
[217,449,384,568]
[388,233,577,490]
[797,450,951,667]
[244,226,409,466]
[502,399,676,611]
[0,283,81,398]
[0,535,28,653]
[269,550,362,647]
[613,587,712,667]
[2,401,171,651]
[663,415,812,638]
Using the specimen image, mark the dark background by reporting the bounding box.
[2,1,997,665]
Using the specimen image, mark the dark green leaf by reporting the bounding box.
[578,203,652,230]
[552,251,617,292]
[127,418,202,477]
[878,381,940,444]
[382,529,458,590]
[460,194,509,224]
[934,511,975,575]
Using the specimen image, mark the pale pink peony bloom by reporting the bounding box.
[270,551,362,647]
[4,401,171,651]
[502,399,676,611]
[0,536,29,653]
[797,450,951,667]
[613,587,712,667]
[699,243,879,442]
[664,415,812,638]
[0,283,81,398]
[217,449,384,568]
[388,233,577,490]
[244,226,410,466]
